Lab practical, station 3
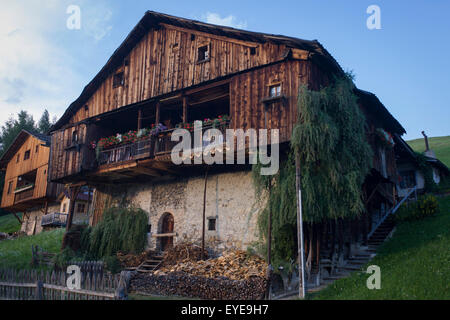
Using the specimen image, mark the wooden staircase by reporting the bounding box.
[135,252,164,273]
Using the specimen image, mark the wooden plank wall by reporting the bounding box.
[69,25,288,125]
[229,60,314,143]
[49,124,87,182]
[1,135,51,208]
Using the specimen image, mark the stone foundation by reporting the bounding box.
[20,203,60,235]
[94,169,265,254]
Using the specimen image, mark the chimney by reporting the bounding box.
[421,131,436,159]
[421,131,430,151]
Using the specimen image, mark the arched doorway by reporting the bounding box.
[159,212,174,251]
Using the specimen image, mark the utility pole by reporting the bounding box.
[201,167,209,260]
[295,151,306,299]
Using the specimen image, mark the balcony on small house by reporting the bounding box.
[41,212,68,227]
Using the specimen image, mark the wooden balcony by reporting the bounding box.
[41,212,68,227]
[98,137,154,166]
[14,185,35,204]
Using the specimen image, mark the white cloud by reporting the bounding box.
[0,0,113,126]
[203,12,247,29]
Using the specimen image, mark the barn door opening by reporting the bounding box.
[160,212,174,251]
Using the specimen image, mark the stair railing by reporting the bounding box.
[368,186,417,239]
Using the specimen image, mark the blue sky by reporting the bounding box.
[1,0,449,140]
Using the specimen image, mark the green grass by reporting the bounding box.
[407,135,450,167]
[0,213,22,234]
[310,195,450,300]
[0,229,64,269]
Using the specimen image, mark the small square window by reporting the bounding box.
[198,45,209,62]
[269,84,282,97]
[250,47,256,55]
[7,181,13,195]
[24,150,31,160]
[208,218,216,231]
[113,72,124,88]
[77,203,86,213]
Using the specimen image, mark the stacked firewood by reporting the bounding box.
[156,250,267,281]
[161,243,208,267]
[130,271,268,300]
[116,251,148,268]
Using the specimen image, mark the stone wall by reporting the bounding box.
[95,169,265,254]
[21,203,60,235]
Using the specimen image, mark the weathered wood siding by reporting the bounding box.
[69,25,289,125]
[1,135,52,208]
[48,123,88,182]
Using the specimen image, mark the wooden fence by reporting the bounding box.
[0,268,121,300]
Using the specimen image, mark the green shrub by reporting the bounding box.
[103,255,121,274]
[395,194,439,223]
[85,206,148,259]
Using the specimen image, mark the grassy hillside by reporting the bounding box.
[0,213,22,234]
[407,135,450,167]
[310,195,450,299]
[0,229,64,269]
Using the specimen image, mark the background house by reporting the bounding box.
[0,130,63,235]
[58,186,94,225]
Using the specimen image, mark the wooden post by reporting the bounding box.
[35,280,43,300]
[137,109,143,131]
[66,186,81,231]
[182,96,188,123]
[44,200,49,215]
[155,102,160,125]
[201,167,209,260]
[295,151,306,299]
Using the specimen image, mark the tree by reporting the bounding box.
[37,109,52,134]
[0,110,36,156]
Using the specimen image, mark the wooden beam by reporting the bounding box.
[137,108,142,131]
[66,186,81,231]
[134,166,162,177]
[185,79,231,96]
[155,102,161,125]
[161,23,259,48]
[182,96,188,123]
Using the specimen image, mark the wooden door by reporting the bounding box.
[160,213,174,251]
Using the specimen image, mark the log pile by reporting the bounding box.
[130,271,267,300]
[116,251,148,268]
[157,250,267,281]
[161,243,208,267]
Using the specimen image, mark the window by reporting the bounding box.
[250,47,256,55]
[269,84,282,97]
[16,154,20,163]
[35,145,39,153]
[7,181,13,195]
[24,150,31,161]
[62,203,67,213]
[197,45,209,62]
[208,218,216,231]
[399,170,416,189]
[113,72,124,88]
[72,131,78,144]
[77,203,86,213]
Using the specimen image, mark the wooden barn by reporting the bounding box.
[47,11,408,285]
[0,130,64,235]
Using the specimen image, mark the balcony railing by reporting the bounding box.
[98,137,154,166]
[14,186,35,204]
[154,121,230,155]
[41,212,68,227]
